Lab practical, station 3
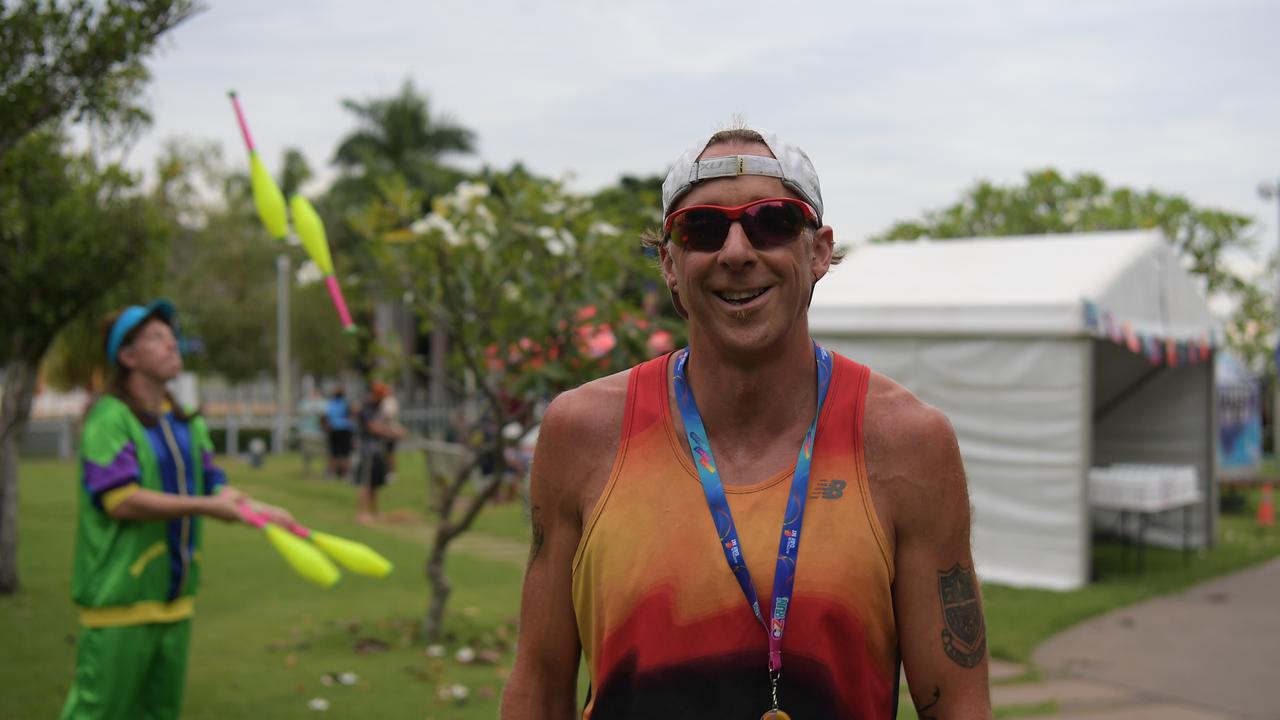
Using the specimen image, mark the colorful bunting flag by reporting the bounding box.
[1083,300,1215,367]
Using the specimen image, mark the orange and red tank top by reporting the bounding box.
[571,350,899,718]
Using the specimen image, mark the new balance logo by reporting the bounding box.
[810,479,847,500]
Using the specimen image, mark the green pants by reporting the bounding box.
[60,619,192,720]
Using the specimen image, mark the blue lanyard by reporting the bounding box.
[672,343,833,673]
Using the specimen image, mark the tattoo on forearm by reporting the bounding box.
[527,504,545,570]
[938,562,986,668]
[916,686,941,720]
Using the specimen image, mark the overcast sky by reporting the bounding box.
[129,0,1280,254]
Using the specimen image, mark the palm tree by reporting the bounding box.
[279,147,313,198]
[331,79,475,199]
[327,81,477,414]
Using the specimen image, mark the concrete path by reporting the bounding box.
[1027,557,1280,719]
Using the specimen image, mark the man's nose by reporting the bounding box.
[717,221,756,266]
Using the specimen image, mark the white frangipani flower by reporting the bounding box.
[295,261,324,286]
[454,181,490,204]
[416,214,462,246]
[590,221,620,237]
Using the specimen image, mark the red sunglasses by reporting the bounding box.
[664,197,818,252]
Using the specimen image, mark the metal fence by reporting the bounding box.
[17,373,468,459]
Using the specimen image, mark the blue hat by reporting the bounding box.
[107,299,176,366]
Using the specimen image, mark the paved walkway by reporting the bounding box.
[946,558,1280,719]
[1028,557,1280,719]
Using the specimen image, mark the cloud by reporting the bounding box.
[131,0,1280,246]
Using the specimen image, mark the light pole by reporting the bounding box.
[275,253,291,454]
[1259,178,1280,458]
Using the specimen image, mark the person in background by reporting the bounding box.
[354,382,405,524]
[323,387,354,479]
[377,382,402,483]
[297,386,328,478]
[62,300,292,720]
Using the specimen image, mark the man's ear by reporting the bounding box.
[659,244,689,319]
[660,243,676,289]
[810,225,835,283]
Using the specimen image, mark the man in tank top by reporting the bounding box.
[502,128,992,719]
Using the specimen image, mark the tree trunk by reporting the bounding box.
[0,355,41,595]
[420,399,517,642]
[422,522,453,643]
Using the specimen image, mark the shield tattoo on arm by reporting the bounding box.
[938,563,986,668]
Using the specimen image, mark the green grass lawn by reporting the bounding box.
[4,454,1278,719]
[1,453,531,720]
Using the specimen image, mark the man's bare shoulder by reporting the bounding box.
[533,368,633,502]
[865,371,956,453]
[541,368,631,445]
[863,371,966,515]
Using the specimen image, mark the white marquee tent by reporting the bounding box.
[809,230,1220,590]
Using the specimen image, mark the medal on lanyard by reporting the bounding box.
[673,343,833,719]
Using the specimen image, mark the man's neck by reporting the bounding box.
[124,373,167,416]
[681,331,819,456]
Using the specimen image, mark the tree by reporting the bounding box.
[352,170,674,641]
[872,169,1269,371]
[332,79,475,198]
[0,128,170,593]
[41,138,224,392]
[0,0,199,160]
[325,82,479,386]
[166,206,279,383]
[326,80,476,265]
[0,0,195,595]
[290,278,355,378]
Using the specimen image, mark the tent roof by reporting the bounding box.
[809,230,1218,340]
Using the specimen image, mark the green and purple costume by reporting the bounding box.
[60,394,225,720]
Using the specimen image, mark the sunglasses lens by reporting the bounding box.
[668,199,811,251]
[671,209,731,252]
[742,201,807,248]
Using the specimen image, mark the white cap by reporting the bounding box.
[661,130,824,223]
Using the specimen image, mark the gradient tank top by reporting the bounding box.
[572,351,899,718]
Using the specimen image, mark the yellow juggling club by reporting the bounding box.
[263,524,341,588]
[229,91,288,241]
[291,194,356,333]
[308,530,393,578]
[273,518,392,578]
[228,91,357,334]
[237,503,340,588]
[290,195,333,274]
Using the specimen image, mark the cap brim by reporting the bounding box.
[107,299,178,365]
[144,299,176,323]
